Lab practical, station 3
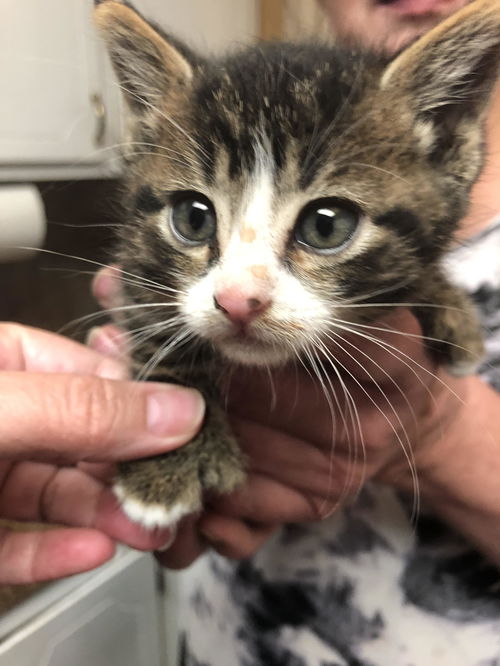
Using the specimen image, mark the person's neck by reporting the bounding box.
[457,83,500,241]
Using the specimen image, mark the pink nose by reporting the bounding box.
[214,287,271,326]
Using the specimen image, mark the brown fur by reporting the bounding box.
[94,0,500,526]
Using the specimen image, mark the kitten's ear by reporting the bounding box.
[94,1,195,115]
[381,0,500,156]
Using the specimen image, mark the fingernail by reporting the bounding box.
[147,386,205,440]
[156,525,177,552]
[87,326,123,357]
[92,266,122,309]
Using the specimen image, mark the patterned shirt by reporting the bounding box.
[178,218,500,666]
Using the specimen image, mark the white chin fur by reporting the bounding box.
[113,484,192,529]
[217,341,292,367]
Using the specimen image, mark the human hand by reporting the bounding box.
[156,309,467,567]
[91,268,466,568]
[0,322,204,583]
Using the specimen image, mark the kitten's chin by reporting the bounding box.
[216,339,293,367]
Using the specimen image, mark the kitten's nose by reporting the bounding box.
[214,287,271,326]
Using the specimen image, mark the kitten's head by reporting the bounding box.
[95,0,500,367]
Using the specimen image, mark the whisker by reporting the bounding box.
[136,326,195,382]
[323,327,421,467]
[59,302,179,335]
[329,316,481,359]
[20,247,182,295]
[314,333,421,522]
[324,319,466,406]
[308,335,366,516]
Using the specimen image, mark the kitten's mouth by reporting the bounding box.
[213,327,293,367]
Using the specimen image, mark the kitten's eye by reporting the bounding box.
[170,193,216,245]
[295,199,359,253]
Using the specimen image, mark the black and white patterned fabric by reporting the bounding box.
[177,218,500,666]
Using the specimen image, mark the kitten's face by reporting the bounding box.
[119,60,431,367]
[151,143,364,367]
[96,0,500,367]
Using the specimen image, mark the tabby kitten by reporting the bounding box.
[94,0,500,528]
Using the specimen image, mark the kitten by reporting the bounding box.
[94,0,500,528]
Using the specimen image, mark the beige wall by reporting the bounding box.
[283,0,333,40]
[134,0,258,51]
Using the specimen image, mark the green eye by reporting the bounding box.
[295,199,359,253]
[170,193,216,245]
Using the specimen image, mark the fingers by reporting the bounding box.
[228,310,433,420]
[155,473,329,568]
[155,512,277,566]
[92,264,123,311]
[199,514,277,560]
[87,324,128,361]
[0,461,173,551]
[227,317,435,451]
[208,473,330,524]
[330,308,432,383]
[0,527,115,584]
[0,371,205,462]
[232,417,347,489]
[155,516,207,570]
[0,322,126,378]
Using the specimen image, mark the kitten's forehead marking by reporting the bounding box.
[242,144,274,229]
[215,145,286,297]
[250,265,268,280]
[240,226,256,243]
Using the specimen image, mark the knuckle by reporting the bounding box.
[62,376,123,453]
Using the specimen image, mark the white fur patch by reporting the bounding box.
[414,119,435,153]
[181,141,331,366]
[113,484,191,529]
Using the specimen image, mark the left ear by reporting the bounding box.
[94,0,195,117]
[381,0,500,158]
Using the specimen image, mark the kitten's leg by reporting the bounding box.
[196,404,247,494]
[413,275,484,376]
[113,403,245,529]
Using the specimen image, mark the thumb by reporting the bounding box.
[0,372,205,463]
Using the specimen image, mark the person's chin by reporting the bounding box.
[362,0,471,55]
[375,22,435,54]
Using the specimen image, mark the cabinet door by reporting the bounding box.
[0,551,167,666]
[0,0,121,168]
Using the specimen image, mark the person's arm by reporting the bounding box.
[0,323,204,583]
[414,375,500,564]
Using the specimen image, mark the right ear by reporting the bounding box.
[94,1,195,116]
[380,0,500,162]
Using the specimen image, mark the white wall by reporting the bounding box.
[0,0,258,182]
[134,0,258,53]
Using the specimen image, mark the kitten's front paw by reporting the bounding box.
[113,451,203,529]
[113,419,246,530]
[199,451,246,494]
[113,483,198,529]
